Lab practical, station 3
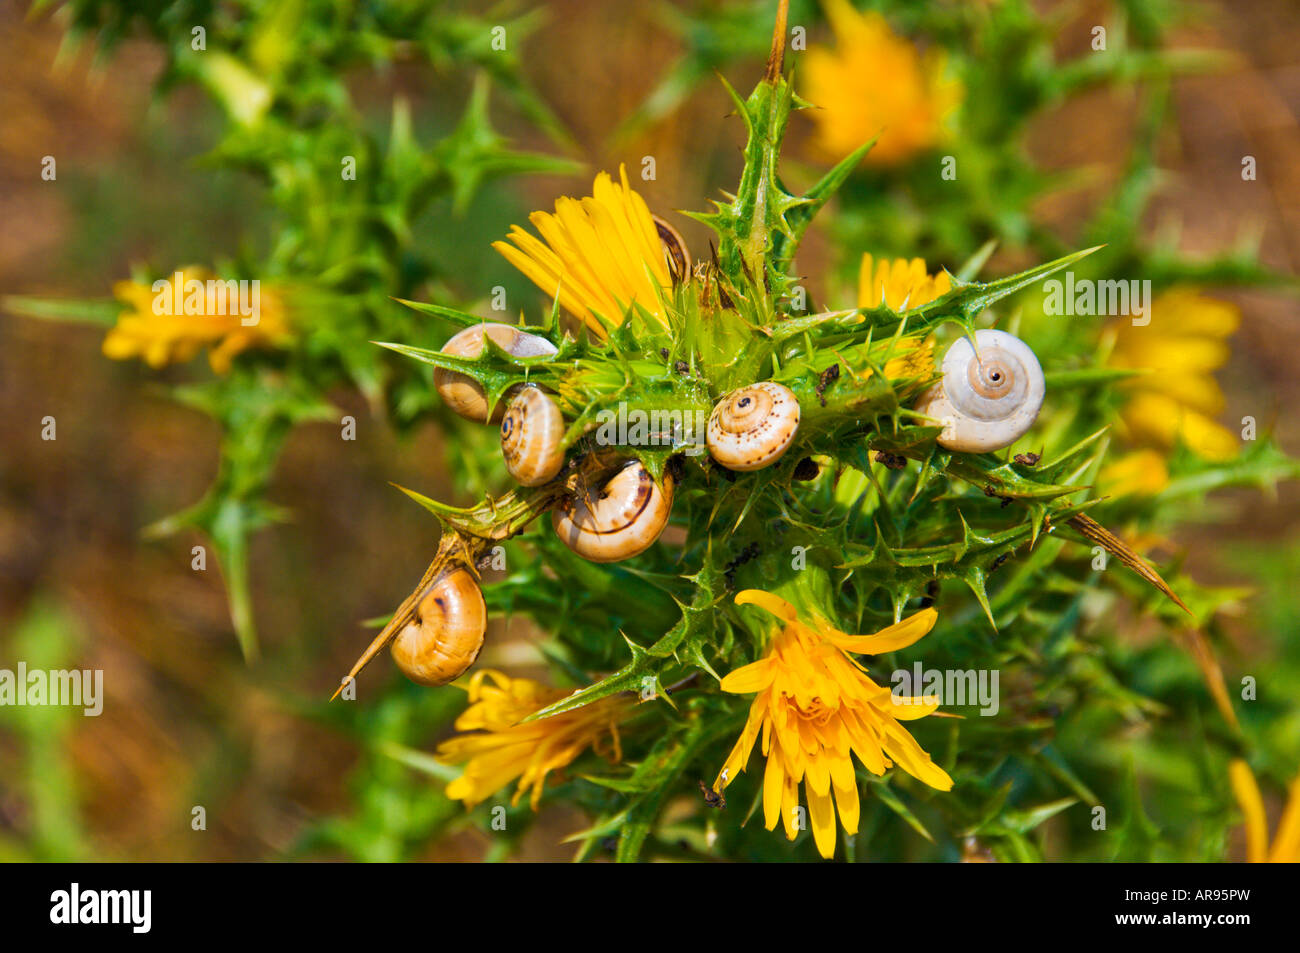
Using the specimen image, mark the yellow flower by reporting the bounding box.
[713,590,953,859]
[859,254,951,312]
[856,254,949,381]
[492,166,672,337]
[1228,759,1300,862]
[437,669,633,810]
[804,0,961,166]
[1098,449,1170,498]
[1109,288,1240,462]
[103,266,290,374]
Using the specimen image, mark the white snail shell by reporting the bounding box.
[434,323,557,423]
[390,568,487,686]
[914,329,1045,453]
[706,382,801,471]
[654,215,692,285]
[552,460,674,562]
[501,385,566,486]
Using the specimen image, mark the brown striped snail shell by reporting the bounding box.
[653,215,692,285]
[706,382,801,471]
[434,323,557,423]
[914,329,1045,453]
[389,569,487,686]
[552,460,674,562]
[501,385,566,486]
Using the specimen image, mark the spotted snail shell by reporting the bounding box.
[552,460,674,562]
[706,382,801,471]
[653,215,692,285]
[389,568,488,687]
[501,385,566,486]
[914,329,1045,453]
[434,323,557,423]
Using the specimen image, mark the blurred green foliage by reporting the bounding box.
[16,0,583,658]
[0,599,91,862]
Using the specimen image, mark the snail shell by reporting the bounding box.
[434,323,557,423]
[501,385,566,486]
[914,329,1045,453]
[653,215,692,285]
[706,382,801,471]
[552,460,674,562]
[390,568,487,686]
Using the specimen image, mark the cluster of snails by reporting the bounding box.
[434,322,677,564]
[435,320,1045,528]
[376,320,1045,691]
[439,325,804,451]
[697,328,1045,468]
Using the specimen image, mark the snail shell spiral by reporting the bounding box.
[501,385,566,486]
[390,568,487,687]
[434,323,557,423]
[914,329,1045,453]
[552,460,674,562]
[653,215,692,285]
[706,382,801,471]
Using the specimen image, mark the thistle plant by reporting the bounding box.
[331,2,1296,863]
[9,0,578,659]
[9,0,1296,866]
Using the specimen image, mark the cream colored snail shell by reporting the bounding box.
[552,460,674,563]
[501,385,566,487]
[434,323,557,423]
[914,329,1045,453]
[390,568,487,686]
[653,215,692,285]
[706,382,801,471]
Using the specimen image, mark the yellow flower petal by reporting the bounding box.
[1098,449,1170,497]
[1121,393,1238,461]
[719,657,777,694]
[1110,288,1240,462]
[825,607,938,654]
[806,784,838,859]
[735,589,801,623]
[494,166,672,336]
[859,254,951,312]
[1229,759,1270,864]
[831,758,861,836]
[1268,771,1300,863]
[436,669,632,809]
[886,695,942,720]
[763,746,785,831]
